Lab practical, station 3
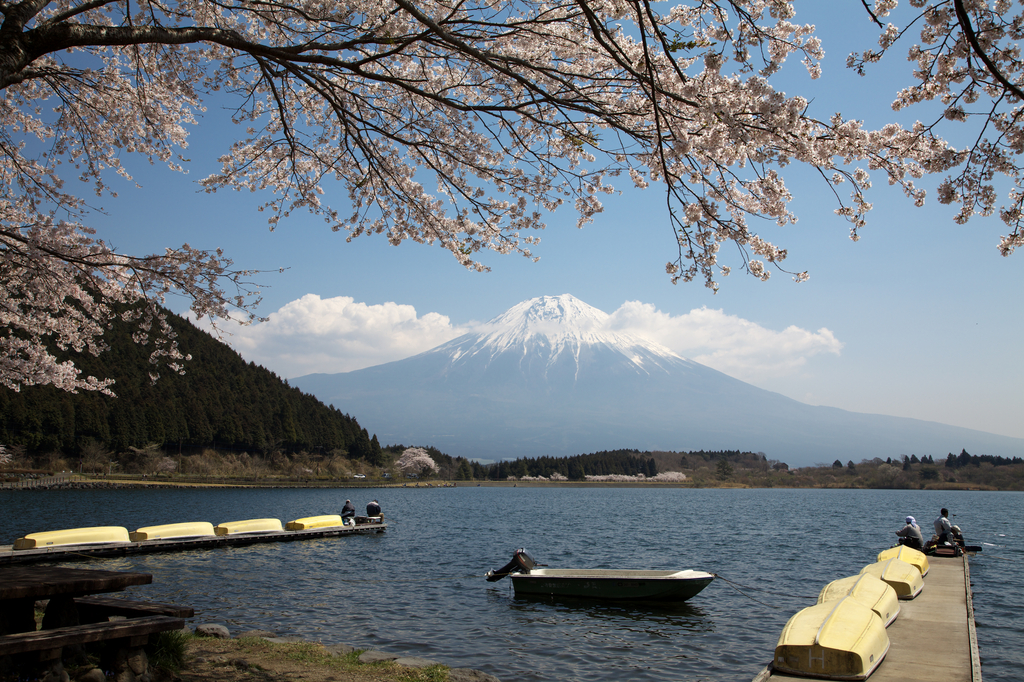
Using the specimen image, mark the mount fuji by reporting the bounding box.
[292,294,1024,466]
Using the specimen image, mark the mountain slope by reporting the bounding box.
[293,295,1024,465]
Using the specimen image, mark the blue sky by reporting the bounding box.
[85,4,1023,446]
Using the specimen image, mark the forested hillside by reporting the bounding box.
[0,311,380,461]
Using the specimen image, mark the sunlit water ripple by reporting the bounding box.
[1,487,1020,681]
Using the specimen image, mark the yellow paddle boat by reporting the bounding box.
[214,518,283,536]
[129,522,216,542]
[818,573,900,627]
[859,557,924,599]
[285,515,345,530]
[876,545,929,577]
[13,526,131,550]
[774,596,889,680]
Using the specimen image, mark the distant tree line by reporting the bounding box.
[678,450,777,469]
[944,449,1023,469]
[475,450,658,481]
[0,309,383,465]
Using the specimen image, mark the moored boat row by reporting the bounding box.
[4,513,385,564]
[770,544,932,680]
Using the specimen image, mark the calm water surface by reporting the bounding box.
[1,487,1021,681]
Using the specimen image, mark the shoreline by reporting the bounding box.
[1,474,1005,492]
[183,623,501,682]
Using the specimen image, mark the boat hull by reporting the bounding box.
[14,526,131,550]
[774,597,889,680]
[214,518,284,536]
[859,558,924,600]
[510,569,714,602]
[286,515,345,530]
[130,522,216,542]
[876,545,930,577]
[818,573,900,627]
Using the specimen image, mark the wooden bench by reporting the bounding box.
[74,596,194,621]
[0,616,185,659]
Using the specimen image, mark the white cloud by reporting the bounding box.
[608,301,843,382]
[207,295,842,382]
[205,294,468,378]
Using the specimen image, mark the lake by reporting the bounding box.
[1,486,1020,681]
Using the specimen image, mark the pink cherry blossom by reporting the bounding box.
[2,1,1020,392]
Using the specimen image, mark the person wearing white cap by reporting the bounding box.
[895,515,924,549]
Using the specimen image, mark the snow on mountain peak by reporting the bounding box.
[443,294,682,372]
[490,294,609,339]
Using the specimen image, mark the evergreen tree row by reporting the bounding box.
[944,449,1023,469]
[0,310,378,459]
[480,449,658,481]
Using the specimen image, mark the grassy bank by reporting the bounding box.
[177,636,450,682]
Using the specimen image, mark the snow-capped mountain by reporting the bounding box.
[425,294,696,385]
[292,295,1024,465]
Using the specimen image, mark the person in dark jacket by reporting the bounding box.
[895,515,924,549]
[366,499,382,517]
[341,500,356,520]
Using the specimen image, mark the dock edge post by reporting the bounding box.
[964,554,982,682]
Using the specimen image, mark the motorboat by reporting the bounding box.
[285,515,346,530]
[13,526,131,550]
[877,545,929,576]
[859,558,924,599]
[486,549,714,602]
[213,518,284,536]
[129,522,216,542]
[773,596,889,680]
[817,573,900,627]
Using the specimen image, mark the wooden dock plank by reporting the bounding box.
[75,595,195,619]
[0,616,184,656]
[754,555,980,682]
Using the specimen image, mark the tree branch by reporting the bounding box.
[954,0,1024,102]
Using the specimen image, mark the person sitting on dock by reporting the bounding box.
[934,508,953,544]
[895,516,924,549]
[341,500,356,522]
[366,499,382,517]
[950,524,965,546]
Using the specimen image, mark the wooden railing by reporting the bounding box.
[0,472,75,489]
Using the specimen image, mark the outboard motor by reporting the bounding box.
[486,548,537,582]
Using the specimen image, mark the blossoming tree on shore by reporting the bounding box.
[396,447,439,477]
[3,0,1021,393]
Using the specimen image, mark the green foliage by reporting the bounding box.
[149,629,191,672]
[945,448,1022,468]
[0,309,376,462]
[791,454,1024,491]
[482,450,657,480]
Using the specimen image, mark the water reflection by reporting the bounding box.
[509,595,712,632]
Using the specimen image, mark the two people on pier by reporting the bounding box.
[895,507,964,551]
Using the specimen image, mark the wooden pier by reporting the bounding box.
[0,521,386,566]
[753,554,981,682]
